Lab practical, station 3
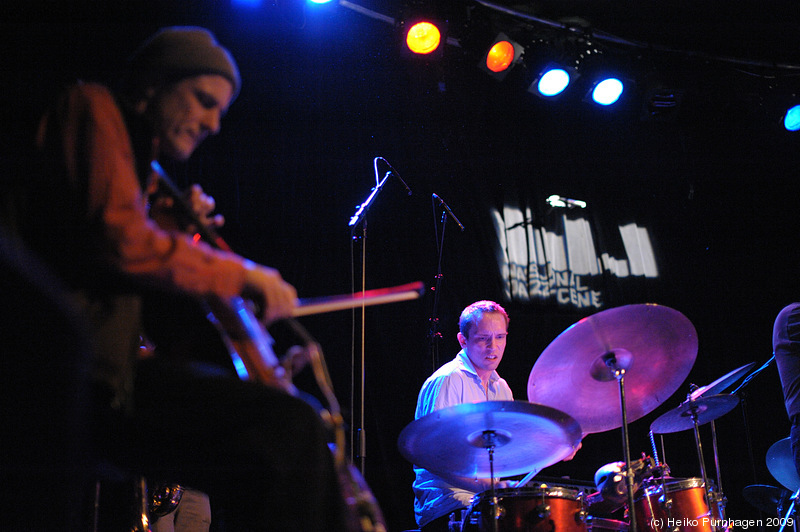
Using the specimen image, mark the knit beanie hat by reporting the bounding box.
[128,26,240,99]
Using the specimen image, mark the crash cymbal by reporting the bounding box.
[397,400,581,479]
[688,362,755,401]
[767,437,800,492]
[527,304,698,434]
[742,484,793,516]
[649,394,739,434]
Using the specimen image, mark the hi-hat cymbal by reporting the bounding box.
[528,304,698,434]
[767,437,800,492]
[742,484,793,516]
[649,394,739,434]
[397,400,581,479]
[689,362,755,401]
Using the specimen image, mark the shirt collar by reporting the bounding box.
[457,349,500,384]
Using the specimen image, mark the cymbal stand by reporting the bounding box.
[686,400,714,518]
[615,367,638,532]
[593,353,638,532]
[779,488,800,532]
[479,430,501,532]
[710,419,727,518]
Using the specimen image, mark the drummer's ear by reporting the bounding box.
[457,332,467,348]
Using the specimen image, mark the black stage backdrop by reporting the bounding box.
[5,2,800,530]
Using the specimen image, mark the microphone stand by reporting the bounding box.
[349,172,390,474]
[348,158,411,474]
[428,194,464,372]
[428,207,447,373]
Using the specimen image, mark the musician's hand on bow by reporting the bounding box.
[243,263,298,324]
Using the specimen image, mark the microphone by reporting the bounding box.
[546,194,587,209]
[388,171,412,196]
[432,193,465,231]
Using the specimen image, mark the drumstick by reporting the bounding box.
[294,281,425,317]
[512,468,540,492]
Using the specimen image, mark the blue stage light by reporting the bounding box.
[783,104,800,131]
[536,68,570,97]
[591,77,624,106]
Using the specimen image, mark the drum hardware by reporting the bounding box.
[650,360,748,529]
[650,394,738,527]
[528,304,699,532]
[633,478,723,532]
[449,510,466,532]
[685,362,753,504]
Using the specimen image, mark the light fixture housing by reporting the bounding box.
[478,33,525,81]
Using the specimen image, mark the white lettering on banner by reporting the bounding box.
[492,206,658,309]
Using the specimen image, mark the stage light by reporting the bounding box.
[589,77,624,106]
[528,63,578,99]
[405,20,442,54]
[309,0,334,3]
[536,67,571,97]
[783,104,800,131]
[479,33,524,80]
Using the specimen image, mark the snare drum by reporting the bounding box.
[632,478,724,532]
[462,485,587,532]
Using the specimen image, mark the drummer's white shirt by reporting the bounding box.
[412,350,514,527]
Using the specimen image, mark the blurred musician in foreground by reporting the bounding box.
[7,26,353,530]
[412,301,514,531]
[774,302,800,477]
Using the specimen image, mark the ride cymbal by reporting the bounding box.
[528,304,698,434]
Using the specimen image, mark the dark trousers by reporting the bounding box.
[107,357,353,532]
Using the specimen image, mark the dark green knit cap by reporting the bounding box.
[129,26,240,99]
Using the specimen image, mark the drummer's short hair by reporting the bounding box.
[459,300,509,338]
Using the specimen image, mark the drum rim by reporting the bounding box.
[470,484,583,505]
[586,516,630,531]
[641,477,716,497]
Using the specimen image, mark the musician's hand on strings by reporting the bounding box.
[186,184,225,229]
[148,184,224,232]
[243,263,298,323]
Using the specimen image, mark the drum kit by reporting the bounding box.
[398,303,765,532]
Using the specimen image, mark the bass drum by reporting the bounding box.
[462,485,587,532]
[632,478,724,532]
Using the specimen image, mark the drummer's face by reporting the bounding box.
[459,312,508,379]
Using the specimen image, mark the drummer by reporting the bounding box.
[411,300,581,531]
